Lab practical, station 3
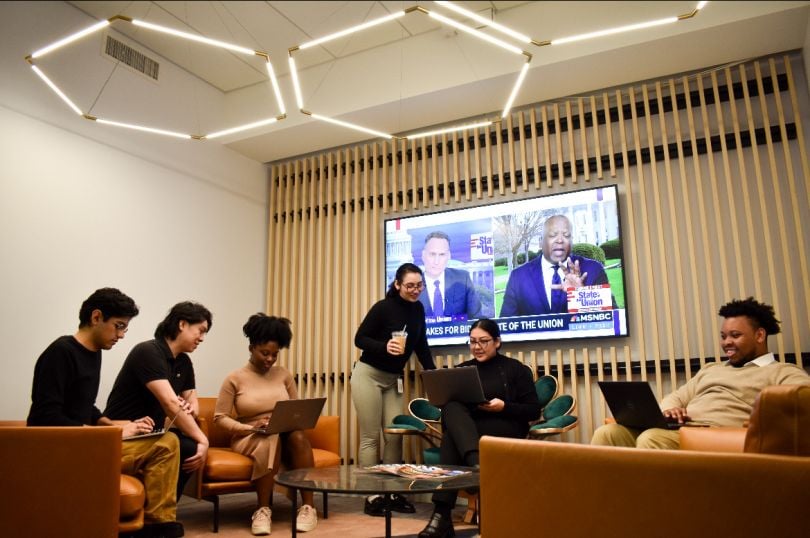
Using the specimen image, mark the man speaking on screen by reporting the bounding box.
[419,231,482,319]
[500,215,609,317]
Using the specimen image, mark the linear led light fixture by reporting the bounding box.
[434,1,534,44]
[405,121,493,140]
[534,1,709,47]
[289,4,531,141]
[25,14,286,141]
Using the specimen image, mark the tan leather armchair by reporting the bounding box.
[480,435,810,538]
[680,384,810,455]
[0,424,129,538]
[186,397,341,532]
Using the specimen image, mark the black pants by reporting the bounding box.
[171,429,198,499]
[432,401,525,508]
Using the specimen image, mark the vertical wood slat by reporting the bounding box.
[628,86,658,391]
[603,93,616,177]
[518,111,529,192]
[566,100,577,183]
[553,103,564,185]
[431,134,439,207]
[743,64,785,355]
[506,114,517,193]
[529,108,540,189]
[484,125,494,197]
[579,97,590,179]
[683,75,716,367]
[590,95,602,178]
[473,126,482,200]
[542,105,552,187]
[725,67,761,300]
[779,57,810,362]
[497,118,506,195]
[759,60,800,358]
[640,83,671,395]
[655,81,691,379]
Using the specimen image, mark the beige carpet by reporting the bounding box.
[178,492,480,537]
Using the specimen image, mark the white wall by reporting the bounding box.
[0,105,268,420]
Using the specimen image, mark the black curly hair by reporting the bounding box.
[718,297,780,335]
[243,313,293,348]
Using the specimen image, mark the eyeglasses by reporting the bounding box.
[112,321,129,333]
[469,338,493,348]
[401,282,424,291]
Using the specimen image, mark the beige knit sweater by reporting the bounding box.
[660,357,809,426]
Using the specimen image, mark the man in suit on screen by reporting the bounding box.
[419,231,482,319]
[500,215,609,317]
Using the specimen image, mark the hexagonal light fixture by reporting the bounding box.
[288,3,533,141]
[288,0,710,141]
[25,15,286,140]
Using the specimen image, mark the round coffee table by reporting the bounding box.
[275,464,479,537]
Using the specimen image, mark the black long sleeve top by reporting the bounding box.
[355,294,436,374]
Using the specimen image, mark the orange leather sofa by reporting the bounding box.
[185,397,341,532]
[0,424,135,538]
[0,420,146,535]
[480,384,810,538]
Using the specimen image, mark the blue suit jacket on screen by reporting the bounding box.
[499,254,609,317]
[420,267,482,318]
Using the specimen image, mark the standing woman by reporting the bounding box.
[214,314,318,535]
[418,318,541,538]
[352,262,436,516]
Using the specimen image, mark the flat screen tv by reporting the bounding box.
[384,185,628,346]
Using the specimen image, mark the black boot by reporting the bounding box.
[418,511,455,538]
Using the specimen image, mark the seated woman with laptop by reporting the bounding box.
[214,313,318,535]
[418,318,542,538]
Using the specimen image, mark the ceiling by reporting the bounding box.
[11,1,810,163]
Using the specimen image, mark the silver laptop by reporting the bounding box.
[123,413,177,441]
[253,397,326,435]
[597,381,709,430]
[421,367,488,407]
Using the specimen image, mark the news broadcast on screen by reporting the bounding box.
[384,185,628,346]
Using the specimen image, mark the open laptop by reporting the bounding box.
[598,381,710,430]
[253,397,326,435]
[421,367,488,407]
[123,413,178,441]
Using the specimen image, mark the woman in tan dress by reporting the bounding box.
[214,314,317,535]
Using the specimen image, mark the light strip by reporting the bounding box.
[30,65,83,115]
[31,20,110,58]
[132,19,256,56]
[502,61,530,118]
[289,56,304,109]
[551,16,678,45]
[94,118,192,139]
[299,11,406,50]
[696,1,708,10]
[406,121,492,140]
[434,1,531,44]
[265,60,285,115]
[205,117,278,139]
[311,113,393,139]
[428,11,524,55]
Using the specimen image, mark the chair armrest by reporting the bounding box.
[305,416,340,455]
[679,427,746,453]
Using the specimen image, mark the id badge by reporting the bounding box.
[397,377,404,394]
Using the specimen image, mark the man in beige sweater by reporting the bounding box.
[591,297,810,449]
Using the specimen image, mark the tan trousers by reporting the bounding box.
[121,433,180,523]
[590,423,681,449]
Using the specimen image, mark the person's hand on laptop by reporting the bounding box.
[663,407,690,424]
[478,398,504,412]
[120,416,155,438]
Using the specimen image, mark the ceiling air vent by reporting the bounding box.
[103,35,160,81]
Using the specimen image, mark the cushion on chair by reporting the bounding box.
[532,414,577,431]
[204,447,253,481]
[119,474,146,519]
[423,446,441,465]
[312,447,341,467]
[388,415,427,431]
[534,375,559,408]
[543,395,575,420]
[410,398,441,421]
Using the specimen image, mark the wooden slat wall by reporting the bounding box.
[267,54,810,461]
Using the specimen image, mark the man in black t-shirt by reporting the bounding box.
[106,301,212,499]
[27,288,184,538]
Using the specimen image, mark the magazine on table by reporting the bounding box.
[365,464,471,480]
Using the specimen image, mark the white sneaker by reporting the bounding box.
[296,504,318,532]
[251,506,271,535]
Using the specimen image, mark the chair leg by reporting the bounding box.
[212,495,219,533]
[322,491,328,519]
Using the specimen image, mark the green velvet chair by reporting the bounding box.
[384,398,442,463]
[528,376,578,439]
